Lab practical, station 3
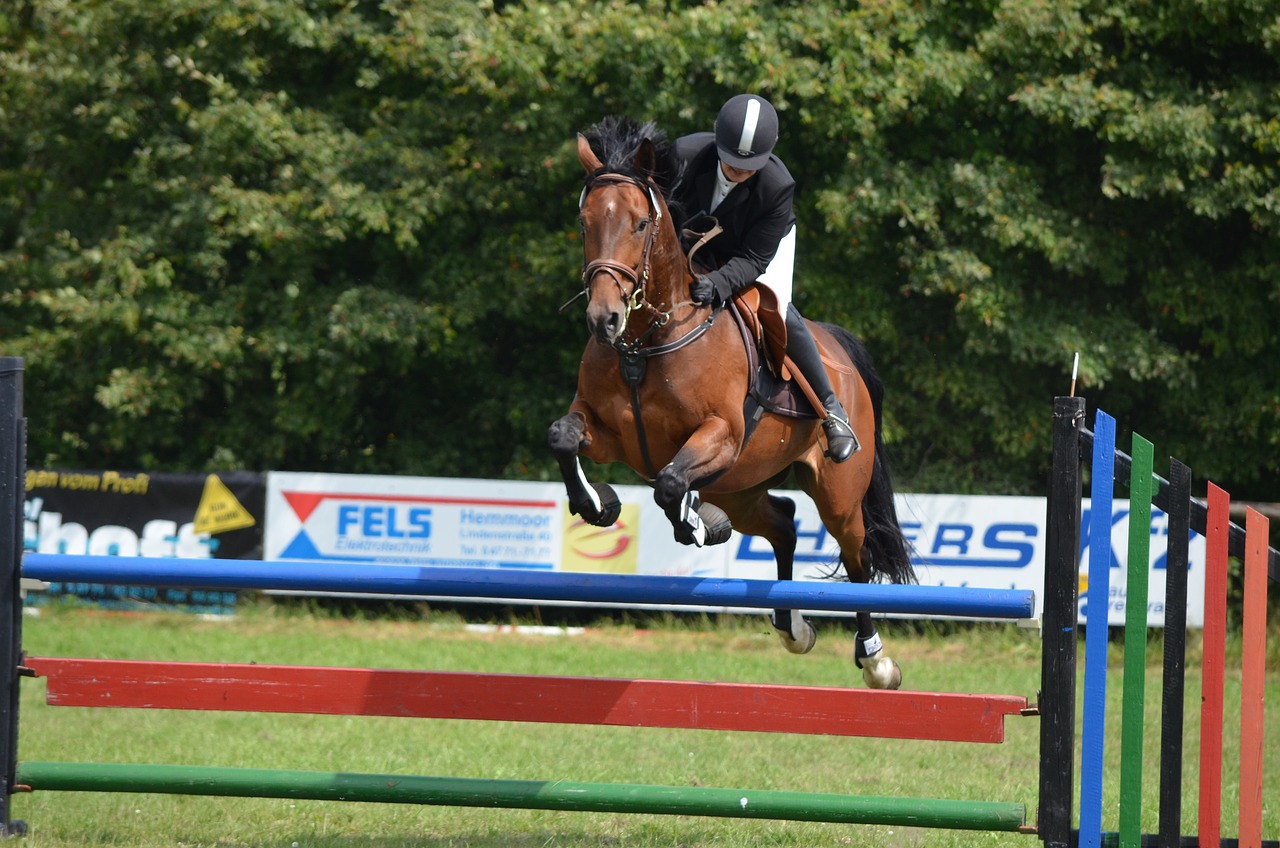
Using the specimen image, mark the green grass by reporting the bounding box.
[10,602,1279,847]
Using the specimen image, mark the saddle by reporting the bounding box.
[729,285,826,425]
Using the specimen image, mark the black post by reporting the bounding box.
[1157,459,1191,848]
[0,357,25,835]
[1039,396,1085,848]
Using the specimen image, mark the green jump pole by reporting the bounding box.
[1118,433,1153,847]
[16,762,1028,832]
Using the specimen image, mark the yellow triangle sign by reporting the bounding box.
[193,474,256,535]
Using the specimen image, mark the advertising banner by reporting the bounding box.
[266,472,1204,627]
[265,472,711,581]
[24,468,266,612]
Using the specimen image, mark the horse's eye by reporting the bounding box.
[636,218,648,234]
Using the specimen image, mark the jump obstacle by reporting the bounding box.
[0,358,1275,844]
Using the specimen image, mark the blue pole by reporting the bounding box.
[22,555,1035,619]
[1079,409,1116,848]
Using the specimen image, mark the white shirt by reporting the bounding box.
[709,164,737,213]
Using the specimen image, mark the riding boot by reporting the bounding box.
[785,304,859,463]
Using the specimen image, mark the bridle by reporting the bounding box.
[571,171,670,346]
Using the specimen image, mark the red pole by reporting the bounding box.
[1197,484,1229,848]
[1238,507,1268,848]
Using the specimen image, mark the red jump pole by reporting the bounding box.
[1197,483,1229,848]
[1239,508,1269,848]
[27,658,1031,744]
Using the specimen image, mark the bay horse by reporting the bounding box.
[548,117,914,688]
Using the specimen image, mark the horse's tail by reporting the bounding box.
[818,323,917,586]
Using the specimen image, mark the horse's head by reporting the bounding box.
[576,120,684,348]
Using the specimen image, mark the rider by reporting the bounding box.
[670,93,858,463]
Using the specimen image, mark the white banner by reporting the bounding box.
[265,473,1204,627]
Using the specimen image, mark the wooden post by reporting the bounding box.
[1039,396,1084,848]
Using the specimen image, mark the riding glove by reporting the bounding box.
[691,274,729,306]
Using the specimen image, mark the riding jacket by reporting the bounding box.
[670,132,798,304]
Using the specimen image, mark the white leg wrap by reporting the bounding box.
[574,458,602,513]
[680,489,706,547]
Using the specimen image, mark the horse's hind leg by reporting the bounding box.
[802,468,903,689]
[850,575,903,690]
[831,535,902,689]
[548,411,621,527]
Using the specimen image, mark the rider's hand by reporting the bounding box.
[691,275,717,306]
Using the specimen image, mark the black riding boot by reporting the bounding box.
[785,304,858,463]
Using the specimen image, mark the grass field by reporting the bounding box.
[11,601,1279,847]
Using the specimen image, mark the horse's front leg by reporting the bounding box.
[548,409,621,527]
[761,496,817,654]
[718,491,814,653]
[652,419,737,547]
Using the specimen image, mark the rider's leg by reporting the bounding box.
[757,226,857,463]
[785,304,858,463]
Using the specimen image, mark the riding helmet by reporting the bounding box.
[713,94,779,171]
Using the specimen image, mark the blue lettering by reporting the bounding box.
[932,524,973,556]
[735,534,772,561]
[338,505,360,537]
[983,523,1037,568]
[796,519,829,553]
[385,507,406,538]
[336,505,434,539]
[735,518,833,563]
[409,507,432,539]
[1078,507,1125,569]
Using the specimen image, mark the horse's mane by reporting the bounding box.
[581,116,684,206]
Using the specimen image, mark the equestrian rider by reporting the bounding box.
[670,94,858,462]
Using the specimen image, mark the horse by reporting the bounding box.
[547,117,914,688]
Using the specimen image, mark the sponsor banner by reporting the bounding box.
[266,473,1204,627]
[23,469,265,612]
[265,472,712,579]
[728,492,1049,619]
[1077,499,1206,628]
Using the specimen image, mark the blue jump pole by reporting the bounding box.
[22,555,1035,620]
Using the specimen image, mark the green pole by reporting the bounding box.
[17,762,1028,832]
[1118,433,1153,845]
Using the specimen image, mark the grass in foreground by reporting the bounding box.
[11,602,1279,847]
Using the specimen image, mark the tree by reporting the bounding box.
[2,0,1278,502]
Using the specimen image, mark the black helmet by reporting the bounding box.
[714,94,779,171]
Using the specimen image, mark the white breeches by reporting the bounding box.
[756,226,796,310]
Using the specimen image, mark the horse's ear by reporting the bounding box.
[635,138,657,179]
[578,134,603,173]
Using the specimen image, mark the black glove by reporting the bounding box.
[690,274,719,306]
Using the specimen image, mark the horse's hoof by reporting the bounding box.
[696,502,733,546]
[861,655,902,690]
[772,612,817,654]
[574,483,621,527]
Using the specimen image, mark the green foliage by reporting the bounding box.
[2,0,1278,499]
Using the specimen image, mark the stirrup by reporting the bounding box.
[822,414,860,463]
